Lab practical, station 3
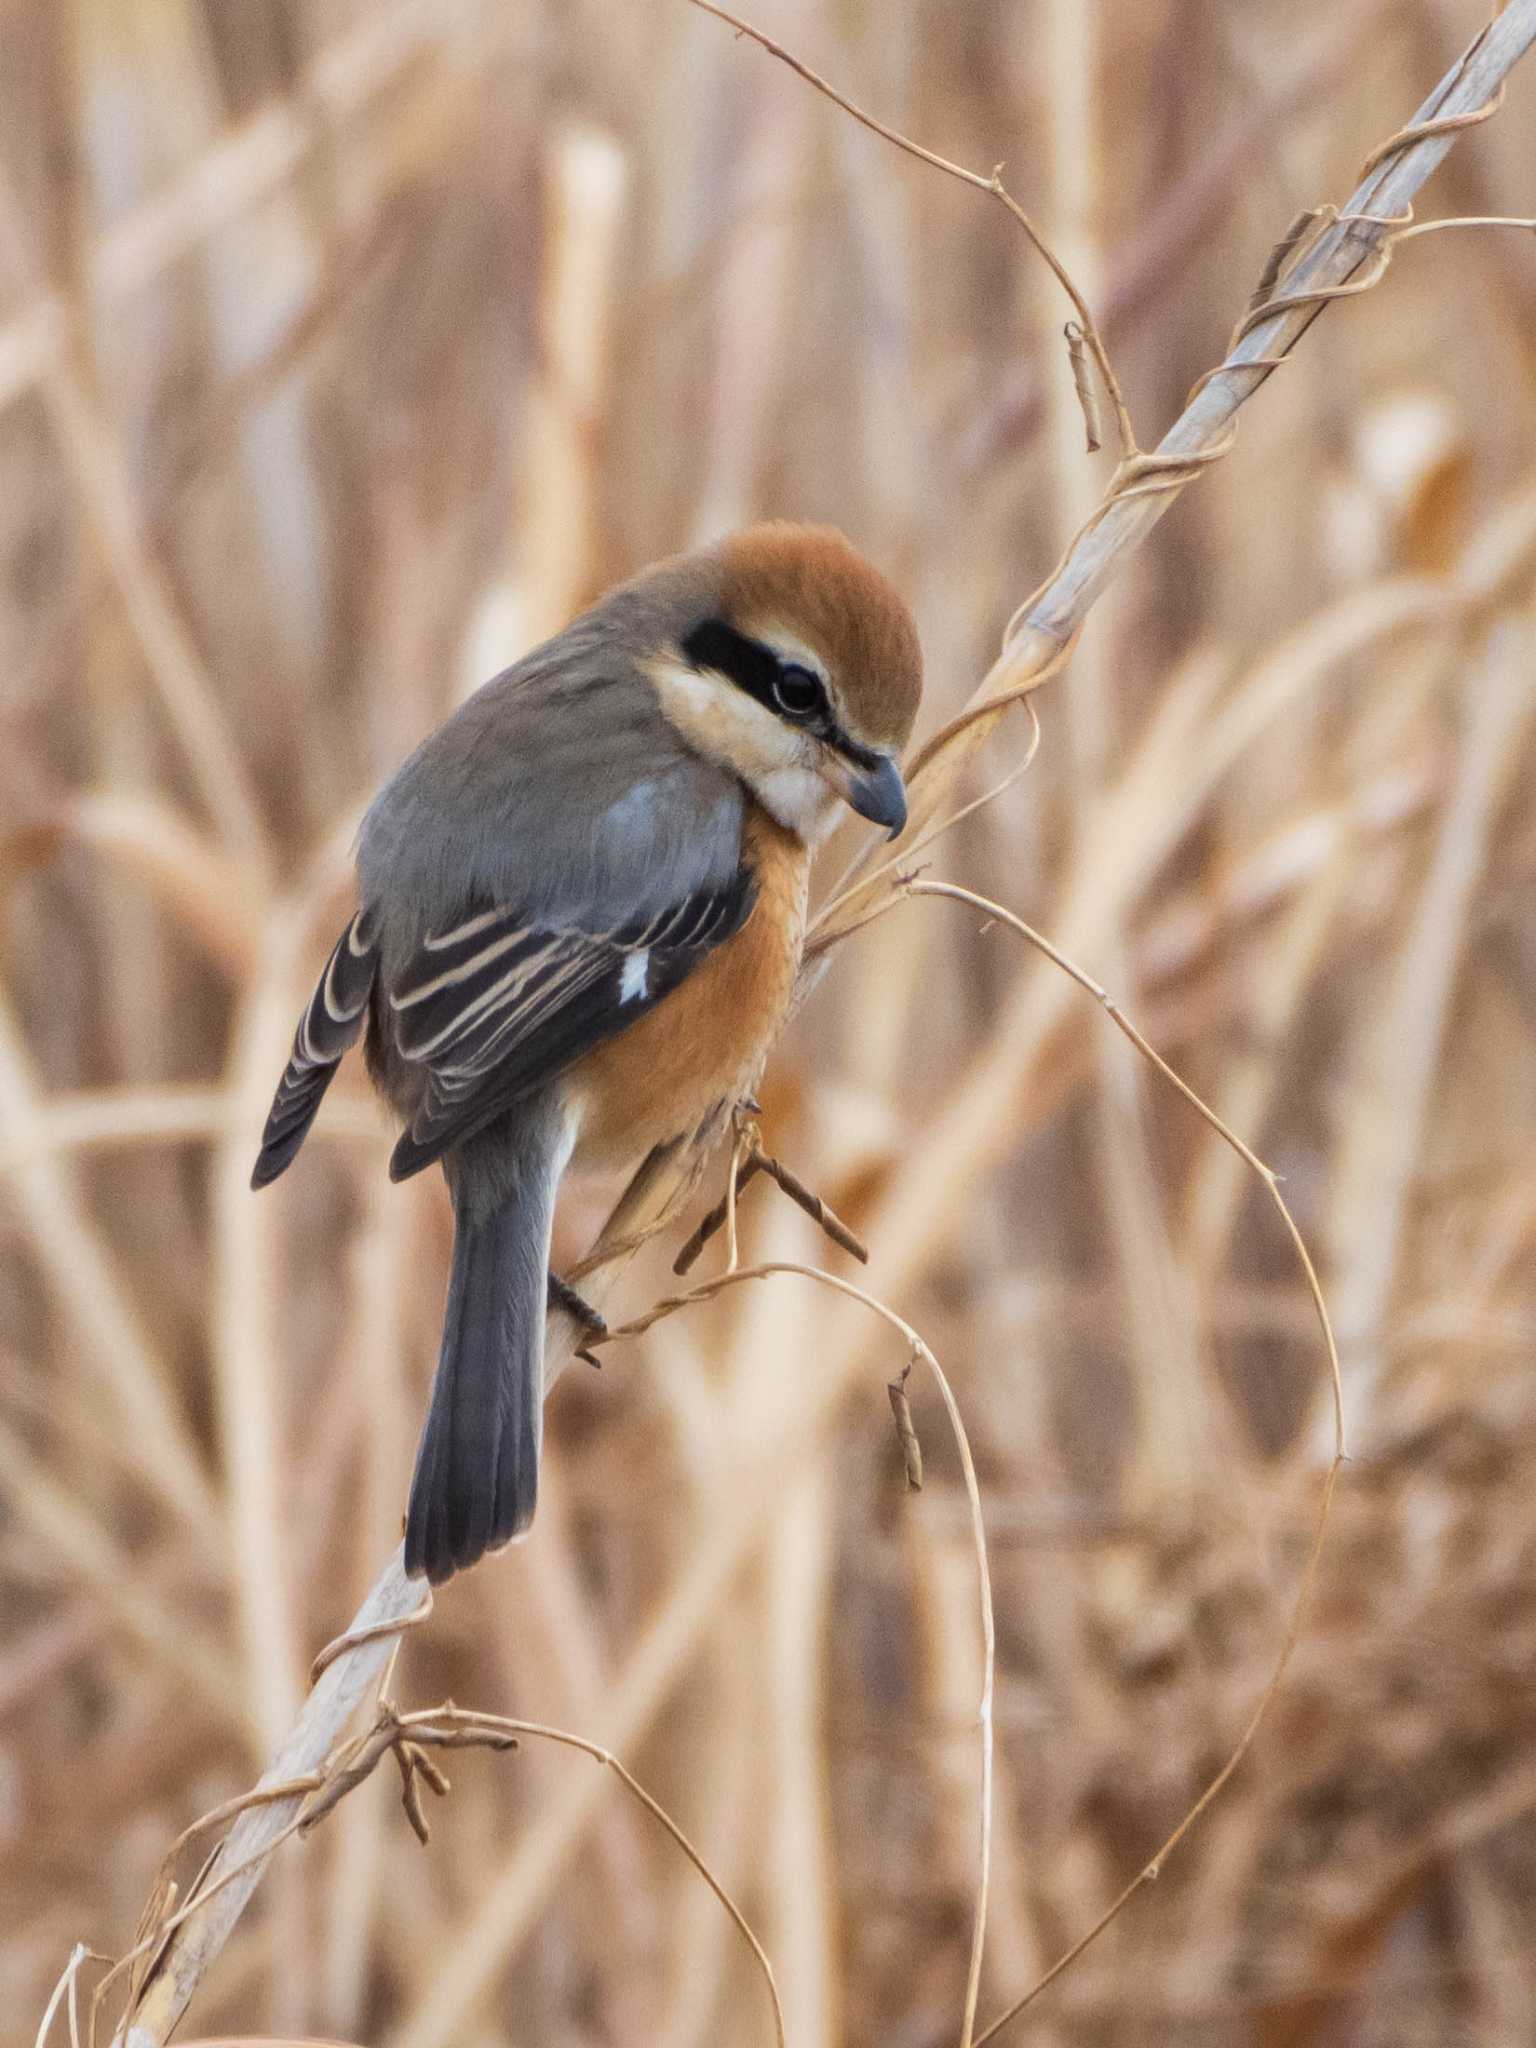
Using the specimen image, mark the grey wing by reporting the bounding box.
[382,869,756,1181]
[356,603,744,933]
[271,614,751,1188]
[251,911,379,1188]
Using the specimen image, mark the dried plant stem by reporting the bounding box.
[808,0,1536,960]
[1328,623,1536,1414]
[907,881,1344,2043]
[1390,211,1536,244]
[598,1262,995,2048]
[35,1943,90,2048]
[91,9,1536,2041]
[1021,7,1534,643]
[110,1302,611,2042]
[0,0,485,418]
[0,175,268,870]
[107,1557,425,2046]
[686,0,1134,456]
[415,1710,784,2048]
[674,1136,868,1275]
[674,1153,765,1274]
[0,1085,382,1177]
[0,991,217,1530]
[102,1691,782,2048]
[110,1276,977,2048]
[723,1120,752,1272]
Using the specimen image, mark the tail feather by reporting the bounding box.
[404,1117,562,1582]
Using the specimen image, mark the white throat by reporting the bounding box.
[646,656,837,841]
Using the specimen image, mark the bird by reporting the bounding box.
[251,522,923,1584]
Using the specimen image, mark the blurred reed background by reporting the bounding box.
[6,0,1536,2042]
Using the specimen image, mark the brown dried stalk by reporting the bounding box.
[1063,320,1104,453]
[0,176,268,872]
[96,6,1536,2040]
[887,1361,924,1491]
[673,1136,869,1275]
[905,881,1343,2042]
[96,1693,782,2048]
[594,1260,995,2048]
[686,0,1137,461]
[805,0,1536,959]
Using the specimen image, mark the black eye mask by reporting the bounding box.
[680,617,883,768]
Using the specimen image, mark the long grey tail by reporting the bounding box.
[404,1118,562,1584]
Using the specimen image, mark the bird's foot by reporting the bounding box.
[547,1270,606,1332]
[547,1270,607,1367]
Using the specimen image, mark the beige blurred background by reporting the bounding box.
[6,1,1536,2042]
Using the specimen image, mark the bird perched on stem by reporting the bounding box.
[252,523,922,1583]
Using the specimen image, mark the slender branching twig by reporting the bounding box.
[905,880,1344,2042]
[593,1260,996,2048]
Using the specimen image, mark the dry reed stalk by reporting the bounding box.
[7,2,1532,2042]
[762,1452,838,2048]
[0,1414,237,1720]
[1328,620,1536,1416]
[98,1693,787,2048]
[87,10,1536,2041]
[653,1620,759,2048]
[1036,0,1200,1513]
[503,121,630,649]
[0,174,268,868]
[0,988,218,1530]
[59,794,261,976]
[0,0,493,417]
[686,32,814,546]
[812,4,1536,955]
[0,1088,381,1177]
[904,880,1341,2039]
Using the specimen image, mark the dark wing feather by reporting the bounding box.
[385,870,756,1182]
[251,911,380,1188]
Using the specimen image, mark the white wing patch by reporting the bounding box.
[619,949,650,1003]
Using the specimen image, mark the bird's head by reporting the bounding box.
[640,522,923,842]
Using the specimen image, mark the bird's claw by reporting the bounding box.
[547,1269,607,1335]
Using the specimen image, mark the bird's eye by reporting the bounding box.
[771,663,825,721]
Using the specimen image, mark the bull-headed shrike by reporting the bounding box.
[253,523,923,1582]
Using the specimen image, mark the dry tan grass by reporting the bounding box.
[8,2,1536,2043]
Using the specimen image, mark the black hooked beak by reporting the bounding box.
[821,749,907,837]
